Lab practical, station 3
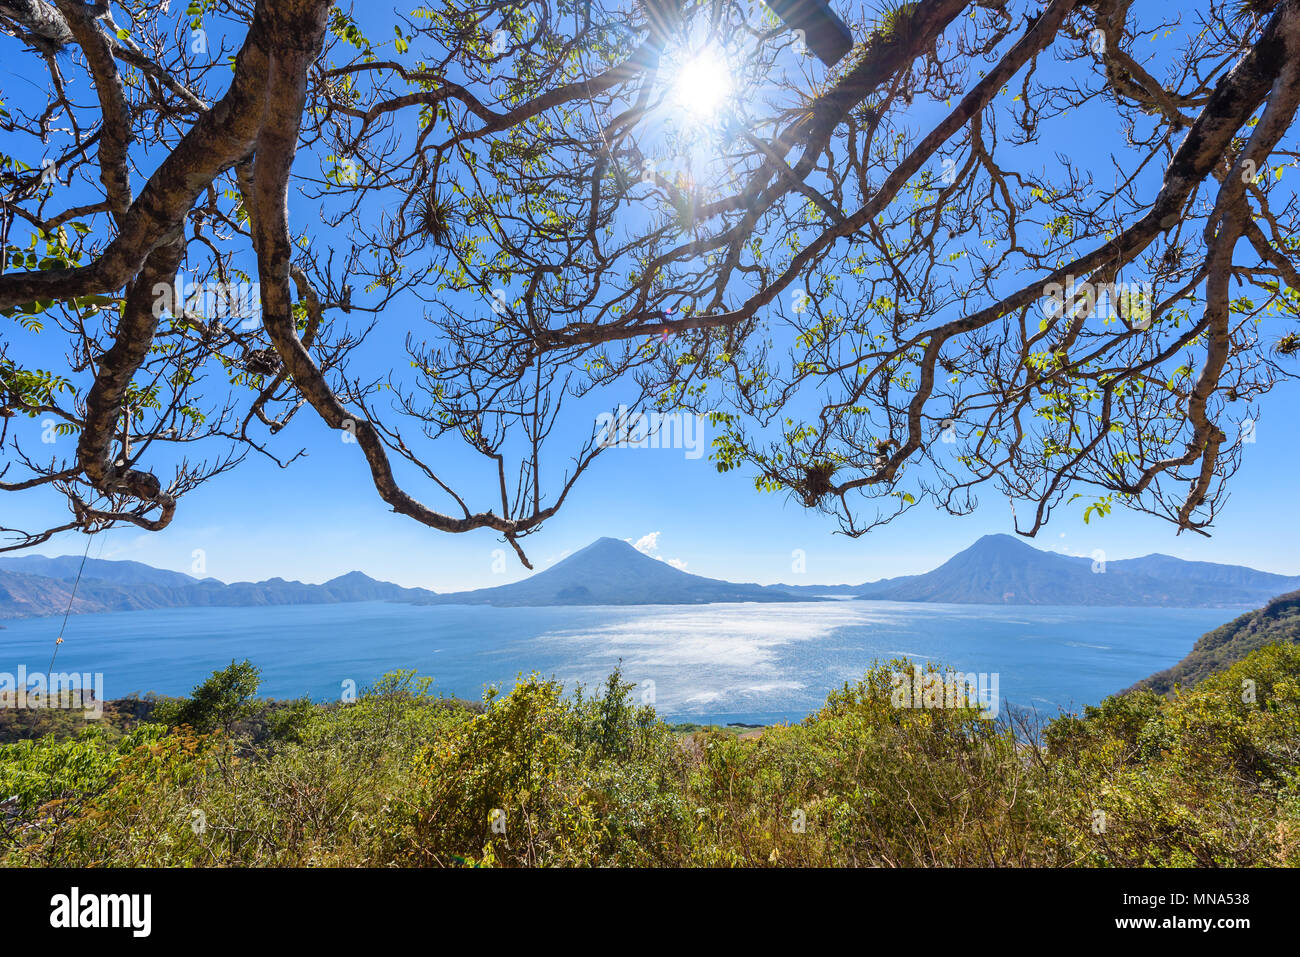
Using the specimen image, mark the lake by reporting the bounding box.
[0,600,1239,725]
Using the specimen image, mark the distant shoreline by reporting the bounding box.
[0,594,1264,625]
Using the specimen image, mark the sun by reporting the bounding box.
[673,49,735,120]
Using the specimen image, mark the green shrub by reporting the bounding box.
[3,646,1298,867]
[151,659,263,735]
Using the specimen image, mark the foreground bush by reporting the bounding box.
[3,648,1299,867]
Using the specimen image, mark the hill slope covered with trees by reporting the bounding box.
[1129,588,1300,694]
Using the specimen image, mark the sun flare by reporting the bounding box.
[673,50,735,119]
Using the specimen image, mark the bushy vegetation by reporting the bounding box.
[3,646,1299,867]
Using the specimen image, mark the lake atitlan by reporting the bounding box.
[1,600,1238,725]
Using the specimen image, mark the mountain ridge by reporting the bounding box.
[1,533,1296,619]
[0,560,438,620]
[415,537,820,606]
[777,534,1300,607]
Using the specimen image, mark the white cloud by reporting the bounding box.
[627,531,687,570]
[629,532,661,555]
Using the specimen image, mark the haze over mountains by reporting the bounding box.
[1,533,1296,621]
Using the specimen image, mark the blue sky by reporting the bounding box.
[3,2,1299,590]
[6,388,1298,591]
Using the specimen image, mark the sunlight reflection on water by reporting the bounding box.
[0,600,1238,725]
